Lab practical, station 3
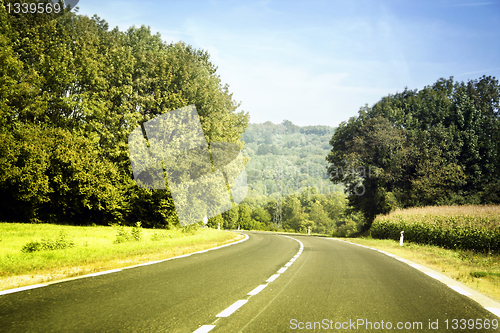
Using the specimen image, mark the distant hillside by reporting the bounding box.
[242,120,341,199]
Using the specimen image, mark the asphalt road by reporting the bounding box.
[0,232,498,332]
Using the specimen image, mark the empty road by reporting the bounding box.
[1,232,498,332]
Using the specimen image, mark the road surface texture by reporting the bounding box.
[1,232,498,332]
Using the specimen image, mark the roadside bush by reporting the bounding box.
[131,222,142,241]
[21,233,75,253]
[182,222,200,235]
[114,222,142,243]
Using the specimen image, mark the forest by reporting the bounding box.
[0,2,248,228]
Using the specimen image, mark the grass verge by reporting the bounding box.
[344,236,500,302]
[0,223,243,291]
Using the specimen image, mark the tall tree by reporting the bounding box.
[327,76,500,229]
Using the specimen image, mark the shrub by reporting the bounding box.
[113,226,131,244]
[114,222,143,243]
[182,223,200,235]
[131,222,142,241]
[21,233,75,253]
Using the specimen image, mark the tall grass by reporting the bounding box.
[371,205,500,253]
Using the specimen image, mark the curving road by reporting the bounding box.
[0,232,498,332]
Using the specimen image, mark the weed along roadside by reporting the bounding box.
[0,223,243,291]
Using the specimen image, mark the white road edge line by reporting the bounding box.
[424,272,443,280]
[86,268,122,277]
[448,285,473,296]
[486,308,500,317]
[331,237,500,319]
[216,300,248,317]
[0,284,48,296]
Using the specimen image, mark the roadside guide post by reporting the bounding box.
[400,231,404,246]
[203,215,208,228]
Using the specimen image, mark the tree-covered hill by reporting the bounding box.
[223,121,358,236]
[242,121,340,199]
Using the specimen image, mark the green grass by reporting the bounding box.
[0,223,242,291]
[344,236,500,302]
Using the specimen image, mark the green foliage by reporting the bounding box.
[182,222,200,234]
[332,211,365,237]
[131,222,142,241]
[114,222,142,243]
[243,120,338,199]
[21,233,75,253]
[0,124,126,224]
[327,76,500,227]
[0,7,248,226]
[222,206,239,229]
[113,227,131,244]
[251,206,271,224]
[240,186,352,235]
[238,203,252,229]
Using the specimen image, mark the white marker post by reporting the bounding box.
[308,226,311,235]
[203,215,208,228]
[400,231,404,246]
[218,222,220,231]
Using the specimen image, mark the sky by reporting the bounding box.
[75,0,500,127]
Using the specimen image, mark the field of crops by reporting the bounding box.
[370,205,500,253]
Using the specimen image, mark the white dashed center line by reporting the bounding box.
[192,324,215,333]
[266,274,280,282]
[248,284,268,296]
[192,234,305,332]
[216,300,249,317]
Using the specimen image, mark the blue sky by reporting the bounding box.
[76,0,500,127]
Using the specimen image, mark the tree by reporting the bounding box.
[0,124,126,224]
[238,203,252,229]
[251,206,271,224]
[308,200,331,234]
[326,76,500,229]
[222,206,239,229]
